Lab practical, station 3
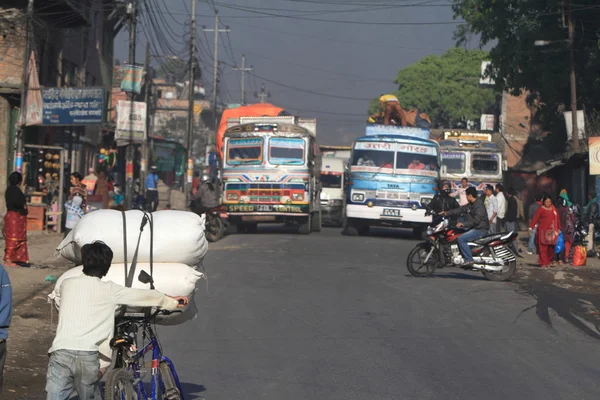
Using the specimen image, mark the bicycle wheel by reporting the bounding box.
[104,368,137,400]
[159,361,182,400]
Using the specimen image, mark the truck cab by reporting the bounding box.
[319,157,346,227]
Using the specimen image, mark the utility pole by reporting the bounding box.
[567,1,580,154]
[125,0,136,209]
[233,54,253,105]
[185,0,196,207]
[141,40,151,194]
[15,0,34,172]
[254,83,271,103]
[203,10,229,131]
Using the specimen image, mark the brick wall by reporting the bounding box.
[0,10,26,89]
[503,91,534,168]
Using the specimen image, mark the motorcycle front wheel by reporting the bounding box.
[407,242,439,277]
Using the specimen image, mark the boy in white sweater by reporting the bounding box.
[45,241,188,400]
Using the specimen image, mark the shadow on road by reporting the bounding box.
[180,382,207,399]
[430,271,487,281]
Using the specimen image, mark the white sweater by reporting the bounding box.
[49,276,179,354]
[496,192,507,219]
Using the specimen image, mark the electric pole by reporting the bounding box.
[567,1,580,153]
[254,83,271,103]
[185,0,196,207]
[15,0,34,172]
[203,10,229,131]
[141,40,151,193]
[125,0,137,209]
[233,54,253,105]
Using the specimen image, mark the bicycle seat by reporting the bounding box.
[110,335,134,349]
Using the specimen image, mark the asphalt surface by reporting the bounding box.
[158,226,600,400]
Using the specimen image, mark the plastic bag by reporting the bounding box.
[572,245,587,266]
[555,232,564,254]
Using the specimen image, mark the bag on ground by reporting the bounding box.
[57,210,207,266]
[48,263,204,325]
[572,245,587,266]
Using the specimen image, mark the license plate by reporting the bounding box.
[256,205,273,212]
[382,208,401,217]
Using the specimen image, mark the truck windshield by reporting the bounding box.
[321,173,342,188]
[472,153,499,174]
[351,150,394,169]
[269,138,305,165]
[441,151,465,174]
[227,138,263,165]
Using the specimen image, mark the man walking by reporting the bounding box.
[0,263,12,393]
[441,187,489,266]
[145,166,160,212]
[495,183,507,233]
[484,185,498,233]
[505,188,521,254]
[528,195,542,255]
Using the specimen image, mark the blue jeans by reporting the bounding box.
[46,350,99,400]
[528,225,537,253]
[458,229,488,262]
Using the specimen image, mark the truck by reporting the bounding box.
[319,145,352,161]
[319,157,347,227]
[345,125,441,238]
[221,116,322,234]
[436,131,506,194]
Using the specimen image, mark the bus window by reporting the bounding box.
[472,153,499,174]
[351,150,394,168]
[396,152,438,171]
[227,138,263,165]
[441,152,465,174]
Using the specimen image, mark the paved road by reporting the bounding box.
[159,226,600,400]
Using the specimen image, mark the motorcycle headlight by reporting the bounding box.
[426,227,434,235]
[352,193,365,202]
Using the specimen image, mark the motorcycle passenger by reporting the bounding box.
[192,175,219,215]
[428,181,459,216]
[440,187,489,266]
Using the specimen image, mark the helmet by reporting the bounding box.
[440,181,451,194]
[201,174,211,183]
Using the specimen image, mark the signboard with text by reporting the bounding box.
[116,100,147,142]
[42,87,104,125]
[120,64,145,94]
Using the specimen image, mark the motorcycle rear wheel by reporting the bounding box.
[407,242,439,277]
[206,215,225,242]
[481,248,517,282]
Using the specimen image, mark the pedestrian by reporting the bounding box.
[495,183,507,233]
[191,171,200,196]
[145,166,160,212]
[63,195,84,238]
[69,172,87,212]
[583,192,598,253]
[0,262,13,393]
[484,184,498,233]
[45,241,188,399]
[93,170,111,209]
[81,168,97,195]
[505,187,522,254]
[556,192,576,264]
[450,177,470,207]
[440,187,489,266]
[529,194,561,267]
[528,195,542,255]
[3,172,29,268]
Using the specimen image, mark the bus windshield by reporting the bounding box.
[472,153,499,174]
[351,150,394,168]
[227,138,263,165]
[441,151,465,174]
[269,138,305,165]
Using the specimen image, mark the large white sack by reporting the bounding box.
[48,263,204,326]
[57,210,207,266]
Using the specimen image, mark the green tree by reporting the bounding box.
[369,48,496,128]
[451,0,600,140]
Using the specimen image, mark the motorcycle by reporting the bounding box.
[204,205,227,242]
[407,214,518,281]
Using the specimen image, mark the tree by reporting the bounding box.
[154,56,188,83]
[451,0,600,141]
[369,48,496,128]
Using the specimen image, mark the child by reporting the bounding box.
[45,241,188,399]
[63,195,84,238]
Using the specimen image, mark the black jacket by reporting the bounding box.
[505,196,518,222]
[446,197,489,231]
[428,193,459,214]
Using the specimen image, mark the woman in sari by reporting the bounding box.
[529,194,561,267]
[3,172,29,267]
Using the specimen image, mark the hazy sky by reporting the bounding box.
[115,0,459,145]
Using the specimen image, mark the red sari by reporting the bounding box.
[3,211,29,263]
[530,205,560,267]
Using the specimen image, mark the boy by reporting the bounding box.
[63,194,84,238]
[45,241,188,399]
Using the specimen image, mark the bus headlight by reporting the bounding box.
[227,193,238,200]
[292,193,304,201]
[352,193,365,202]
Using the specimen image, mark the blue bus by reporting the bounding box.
[344,125,441,238]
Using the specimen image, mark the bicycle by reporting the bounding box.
[103,271,185,400]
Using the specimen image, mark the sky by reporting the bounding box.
[115,0,460,146]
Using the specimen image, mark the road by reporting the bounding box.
[159,226,600,400]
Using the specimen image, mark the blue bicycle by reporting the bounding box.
[104,271,185,400]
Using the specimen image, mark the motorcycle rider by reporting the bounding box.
[440,187,489,266]
[427,181,459,216]
[191,174,219,215]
